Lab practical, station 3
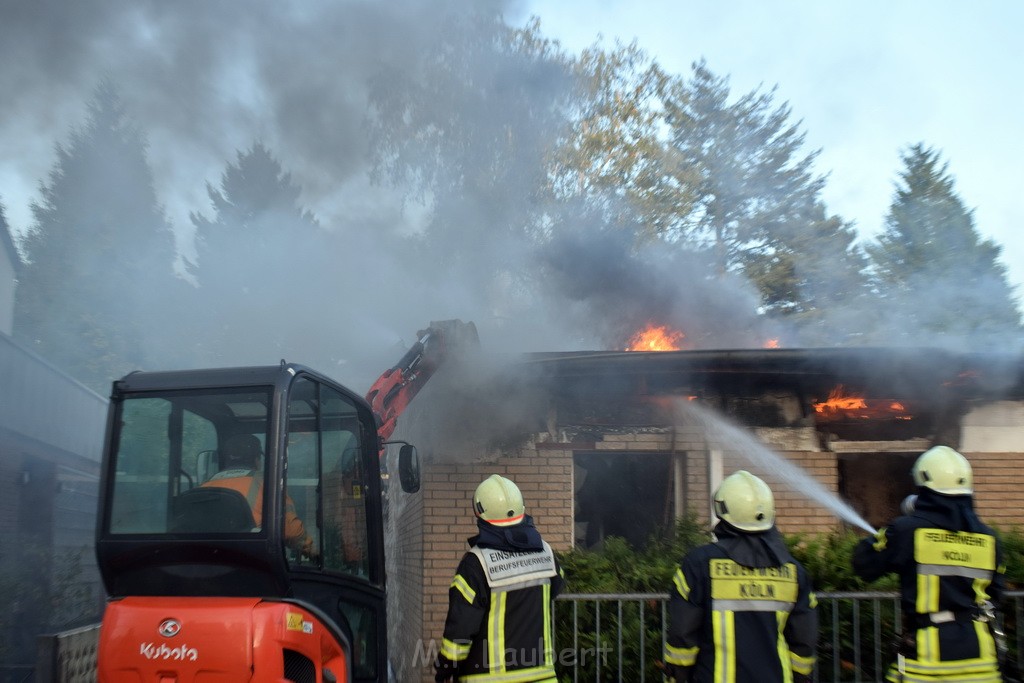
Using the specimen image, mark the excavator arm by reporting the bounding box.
[365,319,479,446]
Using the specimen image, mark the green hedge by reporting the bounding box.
[558,516,1024,594]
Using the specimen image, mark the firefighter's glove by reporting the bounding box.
[434,655,456,682]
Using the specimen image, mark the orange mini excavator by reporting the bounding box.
[94,321,478,682]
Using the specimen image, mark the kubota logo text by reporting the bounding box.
[140,643,198,661]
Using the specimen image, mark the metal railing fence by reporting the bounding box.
[554,591,1024,683]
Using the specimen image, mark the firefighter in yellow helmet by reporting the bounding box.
[434,474,564,682]
[853,446,1007,682]
[663,470,818,682]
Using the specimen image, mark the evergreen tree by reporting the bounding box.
[660,61,825,276]
[866,144,1021,349]
[13,81,180,390]
[187,142,327,365]
[745,205,874,346]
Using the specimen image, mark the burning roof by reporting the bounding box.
[517,346,1024,435]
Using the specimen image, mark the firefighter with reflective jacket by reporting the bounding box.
[664,470,818,683]
[853,446,1007,682]
[434,475,564,682]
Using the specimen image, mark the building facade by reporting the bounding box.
[0,240,108,678]
[385,347,1024,682]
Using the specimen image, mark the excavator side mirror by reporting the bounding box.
[398,444,421,494]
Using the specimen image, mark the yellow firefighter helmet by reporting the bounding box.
[473,474,525,527]
[713,470,775,532]
[912,445,973,495]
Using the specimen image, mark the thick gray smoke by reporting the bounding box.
[2,0,784,394]
[539,227,776,349]
[1,0,447,232]
[1,0,586,388]
[2,0,1018,392]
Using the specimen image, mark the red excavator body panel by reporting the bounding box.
[98,597,347,682]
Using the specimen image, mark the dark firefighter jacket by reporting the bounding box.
[664,522,818,683]
[435,516,564,682]
[852,489,1005,683]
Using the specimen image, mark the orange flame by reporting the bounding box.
[763,338,781,349]
[625,324,685,351]
[813,385,912,420]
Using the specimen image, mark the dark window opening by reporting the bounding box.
[574,452,671,551]
[838,452,917,530]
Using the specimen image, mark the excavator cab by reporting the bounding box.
[95,363,419,682]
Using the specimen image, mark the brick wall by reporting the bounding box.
[680,447,712,522]
[722,450,841,534]
[386,475,424,682]
[966,451,1024,530]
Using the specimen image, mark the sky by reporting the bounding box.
[514,0,1024,291]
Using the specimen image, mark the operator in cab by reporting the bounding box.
[202,433,317,558]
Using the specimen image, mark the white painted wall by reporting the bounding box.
[960,401,1024,452]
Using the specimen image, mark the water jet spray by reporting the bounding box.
[675,398,877,535]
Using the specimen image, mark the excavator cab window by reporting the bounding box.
[286,376,371,578]
[107,388,272,536]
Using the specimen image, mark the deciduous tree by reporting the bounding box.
[548,41,695,240]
